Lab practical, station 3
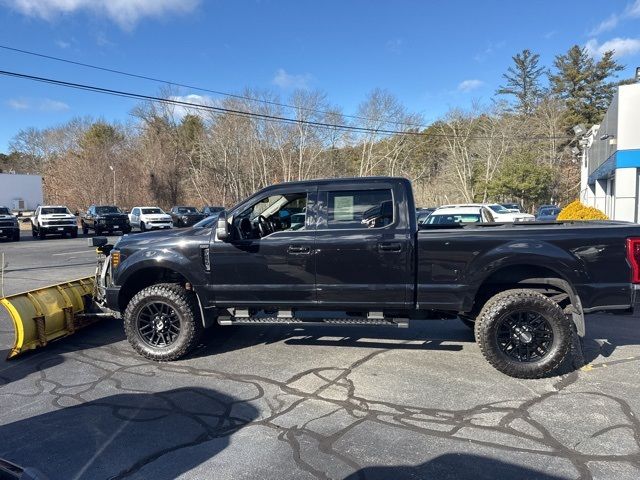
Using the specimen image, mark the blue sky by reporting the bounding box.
[1,0,639,152]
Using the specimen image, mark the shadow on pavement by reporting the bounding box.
[0,387,258,480]
[343,453,568,480]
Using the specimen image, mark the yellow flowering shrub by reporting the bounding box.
[557,200,609,221]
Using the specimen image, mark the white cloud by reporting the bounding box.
[55,39,70,48]
[3,0,200,30]
[457,79,484,93]
[385,38,403,54]
[7,99,29,110]
[6,98,70,111]
[589,0,640,35]
[168,94,215,119]
[585,37,640,58]
[272,69,313,90]
[590,14,619,36]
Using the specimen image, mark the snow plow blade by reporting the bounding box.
[1,277,97,360]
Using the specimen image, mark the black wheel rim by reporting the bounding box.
[136,301,181,348]
[495,310,554,362]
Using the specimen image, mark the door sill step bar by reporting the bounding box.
[218,316,408,328]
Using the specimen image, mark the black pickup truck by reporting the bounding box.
[81,205,131,235]
[96,177,640,378]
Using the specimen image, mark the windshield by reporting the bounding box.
[142,208,164,215]
[41,207,70,215]
[95,206,121,214]
[177,207,198,214]
[489,204,509,213]
[425,213,481,224]
[540,208,560,216]
[204,206,224,213]
[0,207,10,215]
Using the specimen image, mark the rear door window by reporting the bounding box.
[321,189,393,229]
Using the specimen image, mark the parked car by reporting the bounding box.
[169,206,206,228]
[30,205,78,239]
[501,202,522,213]
[128,207,172,232]
[536,206,561,221]
[537,204,558,215]
[422,206,494,225]
[81,205,131,235]
[95,176,640,379]
[201,206,225,217]
[416,207,436,223]
[0,206,20,241]
[443,203,534,222]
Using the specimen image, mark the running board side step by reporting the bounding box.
[218,316,408,328]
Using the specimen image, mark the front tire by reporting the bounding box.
[124,283,203,361]
[140,221,146,232]
[475,289,572,379]
[12,230,20,242]
[82,222,89,235]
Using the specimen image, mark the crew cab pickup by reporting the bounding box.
[81,205,131,235]
[0,206,20,241]
[31,205,78,239]
[97,177,640,378]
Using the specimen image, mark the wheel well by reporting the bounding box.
[118,267,189,312]
[470,265,577,319]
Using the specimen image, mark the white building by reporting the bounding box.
[0,173,43,212]
[580,82,640,222]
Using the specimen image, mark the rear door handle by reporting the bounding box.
[288,245,311,255]
[378,242,402,252]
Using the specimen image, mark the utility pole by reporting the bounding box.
[109,165,116,204]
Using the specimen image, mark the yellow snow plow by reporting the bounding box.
[1,277,99,359]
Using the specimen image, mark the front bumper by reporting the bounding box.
[0,226,19,237]
[147,222,172,229]
[42,225,77,234]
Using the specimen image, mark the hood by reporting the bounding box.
[98,212,128,218]
[114,226,212,252]
[41,213,75,219]
[0,214,16,220]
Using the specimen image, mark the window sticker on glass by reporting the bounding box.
[333,196,354,221]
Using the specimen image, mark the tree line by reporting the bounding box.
[0,44,629,213]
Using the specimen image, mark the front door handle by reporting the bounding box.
[288,245,311,255]
[378,242,402,253]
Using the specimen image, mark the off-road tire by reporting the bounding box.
[38,226,46,240]
[140,221,146,232]
[124,283,203,361]
[474,289,572,379]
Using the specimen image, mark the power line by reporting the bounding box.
[0,43,429,129]
[0,69,573,141]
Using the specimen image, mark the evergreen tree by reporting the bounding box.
[549,45,624,127]
[496,49,546,115]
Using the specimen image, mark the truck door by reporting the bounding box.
[208,186,317,306]
[314,181,412,309]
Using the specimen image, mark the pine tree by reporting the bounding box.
[496,49,546,115]
[549,45,624,126]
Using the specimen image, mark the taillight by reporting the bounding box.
[626,238,640,283]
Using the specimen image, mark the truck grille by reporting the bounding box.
[0,221,14,227]
[46,220,75,226]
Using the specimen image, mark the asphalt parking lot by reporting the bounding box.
[0,236,639,480]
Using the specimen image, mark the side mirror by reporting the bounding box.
[216,211,230,242]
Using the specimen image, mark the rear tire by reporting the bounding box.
[474,289,572,379]
[124,283,203,361]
